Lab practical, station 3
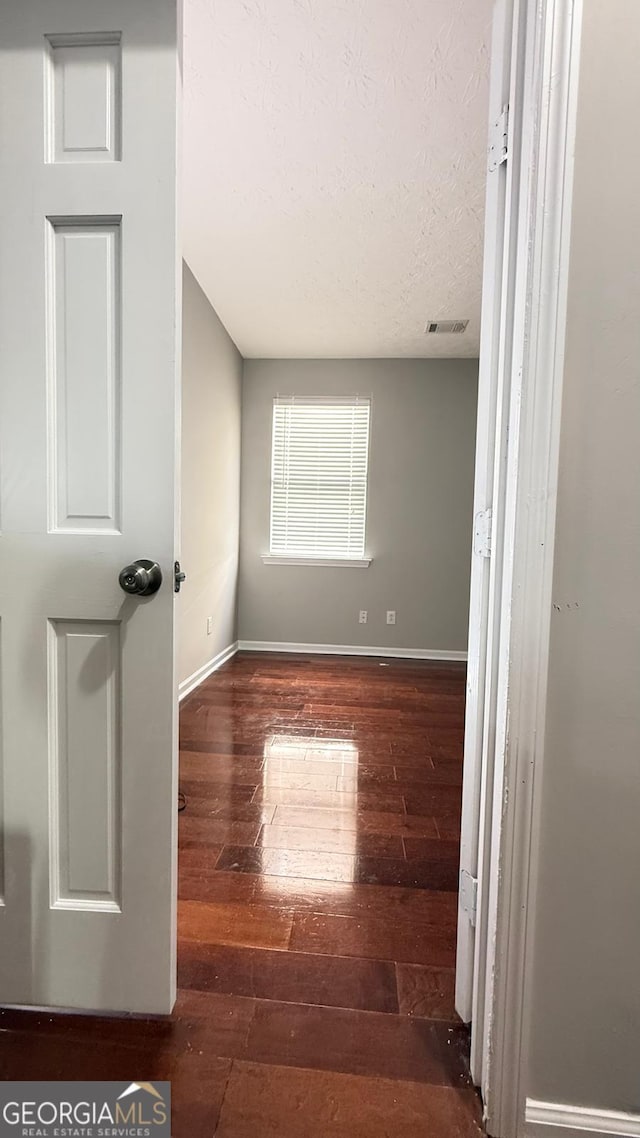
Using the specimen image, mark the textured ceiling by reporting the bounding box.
[183,0,492,358]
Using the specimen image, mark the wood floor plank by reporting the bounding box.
[179,817,261,845]
[242,1001,472,1086]
[396,964,458,1020]
[258,822,404,859]
[179,899,294,951]
[215,1062,484,1138]
[272,804,440,839]
[180,869,458,926]
[289,911,456,968]
[216,843,357,883]
[179,942,399,1013]
[251,785,406,813]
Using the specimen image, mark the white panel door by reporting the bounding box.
[0,0,181,1013]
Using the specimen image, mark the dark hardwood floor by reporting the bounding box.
[0,652,483,1137]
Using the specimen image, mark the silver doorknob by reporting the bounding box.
[118,559,163,596]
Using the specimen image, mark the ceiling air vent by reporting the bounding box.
[426,319,469,334]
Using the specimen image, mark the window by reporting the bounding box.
[268,396,371,563]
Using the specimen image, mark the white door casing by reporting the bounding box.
[481,0,584,1133]
[468,0,532,1092]
[455,0,516,1053]
[456,0,580,1115]
[455,0,583,1130]
[0,0,181,1013]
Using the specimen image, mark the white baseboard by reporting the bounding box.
[526,1099,640,1137]
[236,640,467,661]
[178,641,238,701]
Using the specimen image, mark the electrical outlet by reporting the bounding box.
[386,610,396,625]
[359,610,368,624]
[206,616,214,635]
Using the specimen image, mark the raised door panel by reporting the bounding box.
[47,218,122,533]
[48,621,121,911]
[45,33,122,164]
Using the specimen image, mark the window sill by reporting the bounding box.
[262,555,372,568]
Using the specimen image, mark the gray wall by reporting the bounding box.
[179,264,242,685]
[526,0,640,1113]
[238,359,478,651]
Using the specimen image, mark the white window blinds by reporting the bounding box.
[270,396,371,559]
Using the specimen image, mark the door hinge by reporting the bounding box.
[473,507,492,558]
[488,104,509,171]
[460,869,478,928]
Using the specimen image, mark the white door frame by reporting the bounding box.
[471,0,584,1134]
[455,0,514,1037]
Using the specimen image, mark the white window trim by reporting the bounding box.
[261,554,372,568]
